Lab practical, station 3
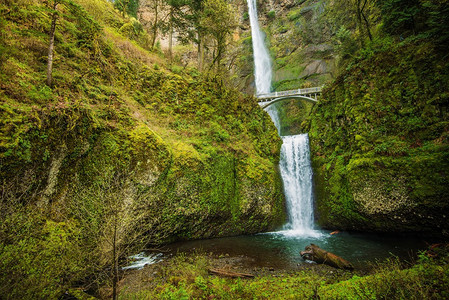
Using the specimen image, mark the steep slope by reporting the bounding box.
[0,0,284,297]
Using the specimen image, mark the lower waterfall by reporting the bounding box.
[278,134,318,236]
[265,106,320,237]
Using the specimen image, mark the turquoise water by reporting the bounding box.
[165,230,429,270]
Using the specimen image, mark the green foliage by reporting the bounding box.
[66,0,103,49]
[267,10,275,19]
[305,38,449,233]
[320,253,449,299]
[335,25,358,60]
[379,0,449,52]
[0,211,85,299]
[0,0,285,297]
[380,0,420,37]
[118,18,144,41]
[421,0,449,51]
[263,1,336,90]
[200,0,238,70]
[114,0,140,18]
[120,248,449,299]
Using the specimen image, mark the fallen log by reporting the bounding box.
[300,243,354,270]
[208,268,254,278]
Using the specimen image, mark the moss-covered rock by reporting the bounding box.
[306,39,449,237]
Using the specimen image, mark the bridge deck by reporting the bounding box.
[257,86,322,101]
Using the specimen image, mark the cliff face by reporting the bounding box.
[241,0,335,92]
[247,0,449,237]
[305,40,449,236]
[234,0,335,135]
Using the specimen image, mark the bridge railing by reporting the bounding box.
[257,86,322,100]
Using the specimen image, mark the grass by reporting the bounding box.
[118,245,449,299]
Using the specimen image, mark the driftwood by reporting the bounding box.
[300,244,354,270]
[208,268,254,278]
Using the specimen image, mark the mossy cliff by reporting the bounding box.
[236,0,333,92]
[0,0,284,297]
[305,39,449,236]
[234,0,333,135]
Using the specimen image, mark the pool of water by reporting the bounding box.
[163,229,429,270]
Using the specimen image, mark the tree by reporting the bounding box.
[45,0,102,86]
[46,0,60,87]
[380,0,421,36]
[188,0,205,70]
[200,0,237,71]
[163,0,190,59]
[69,165,171,299]
[323,0,379,46]
[138,0,170,50]
[355,0,373,41]
[73,172,139,300]
[114,0,140,18]
[150,0,167,50]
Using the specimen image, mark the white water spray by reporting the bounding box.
[278,134,318,236]
[246,0,272,94]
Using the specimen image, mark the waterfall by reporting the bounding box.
[246,1,319,237]
[279,134,317,236]
[265,106,281,135]
[267,106,317,236]
[246,0,272,94]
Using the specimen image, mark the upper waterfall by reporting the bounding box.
[246,0,272,95]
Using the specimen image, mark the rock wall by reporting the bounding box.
[306,41,449,237]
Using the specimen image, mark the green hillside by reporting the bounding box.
[0,0,284,297]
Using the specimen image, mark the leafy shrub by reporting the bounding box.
[0,212,85,299]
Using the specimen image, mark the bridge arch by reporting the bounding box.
[258,95,318,109]
[256,86,322,109]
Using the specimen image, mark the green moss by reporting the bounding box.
[0,211,86,299]
[306,39,449,235]
[0,0,285,296]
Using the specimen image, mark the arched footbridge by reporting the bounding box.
[257,86,323,108]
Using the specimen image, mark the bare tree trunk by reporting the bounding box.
[355,0,364,47]
[112,219,118,300]
[151,1,159,50]
[197,32,203,70]
[46,0,58,87]
[361,0,372,41]
[168,16,173,60]
[210,44,223,72]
